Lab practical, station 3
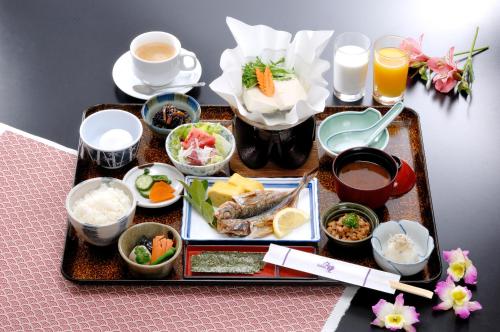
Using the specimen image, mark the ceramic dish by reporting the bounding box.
[122,163,184,208]
[65,177,137,246]
[112,49,202,100]
[371,220,434,276]
[141,93,201,136]
[79,109,142,169]
[184,245,316,279]
[181,176,320,242]
[118,222,182,279]
[321,202,379,247]
[318,108,389,157]
[165,122,236,176]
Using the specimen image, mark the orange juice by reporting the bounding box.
[373,47,409,101]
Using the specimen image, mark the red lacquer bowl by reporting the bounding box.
[332,147,399,209]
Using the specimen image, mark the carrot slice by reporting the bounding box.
[151,235,170,263]
[149,181,176,203]
[151,235,162,263]
[255,66,275,97]
[165,238,173,251]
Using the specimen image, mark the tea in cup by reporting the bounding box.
[130,31,197,86]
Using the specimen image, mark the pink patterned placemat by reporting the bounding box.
[0,127,353,332]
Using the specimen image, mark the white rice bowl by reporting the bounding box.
[66,177,136,246]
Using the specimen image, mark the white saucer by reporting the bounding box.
[112,49,202,100]
[122,163,185,208]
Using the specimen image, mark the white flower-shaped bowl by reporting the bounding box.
[371,220,434,276]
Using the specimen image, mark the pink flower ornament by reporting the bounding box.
[372,294,419,332]
[427,47,460,93]
[443,248,477,285]
[399,34,429,65]
[433,276,482,319]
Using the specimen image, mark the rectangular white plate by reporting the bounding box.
[181,176,320,243]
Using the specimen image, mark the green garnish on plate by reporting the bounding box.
[180,179,216,227]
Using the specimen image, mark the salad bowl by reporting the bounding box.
[165,122,235,176]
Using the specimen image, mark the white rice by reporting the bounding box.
[72,183,131,226]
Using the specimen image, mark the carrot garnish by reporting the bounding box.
[255,66,275,97]
[149,181,175,203]
[151,235,170,263]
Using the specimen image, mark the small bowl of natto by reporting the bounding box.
[321,202,379,247]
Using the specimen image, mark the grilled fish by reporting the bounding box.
[215,173,314,238]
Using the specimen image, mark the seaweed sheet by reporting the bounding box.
[191,252,265,274]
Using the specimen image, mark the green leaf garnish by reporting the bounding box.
[242,57,295,89]
[342,213,359,228]
[180,179,216,227]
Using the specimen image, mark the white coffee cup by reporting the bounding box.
[130,31,197,86]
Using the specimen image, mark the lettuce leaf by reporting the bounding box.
[179,179,216,227]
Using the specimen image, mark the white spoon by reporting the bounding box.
[133,82,205,95]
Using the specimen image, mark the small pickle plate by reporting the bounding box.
[122,163,184,208]
[181,176,321,243]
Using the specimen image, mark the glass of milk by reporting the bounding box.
[333,32,370,102]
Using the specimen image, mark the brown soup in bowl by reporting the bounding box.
[332,147,399,209]
[338,161,391,190]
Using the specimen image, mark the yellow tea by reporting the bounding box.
[135,42,176,61]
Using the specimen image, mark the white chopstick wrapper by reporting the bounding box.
[264,244,400,294]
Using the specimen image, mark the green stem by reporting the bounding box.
[454,46,489,56]
[468,27,479,61]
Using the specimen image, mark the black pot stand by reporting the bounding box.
[233,116,316,169]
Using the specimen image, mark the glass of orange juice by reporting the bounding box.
[373,35,409,105]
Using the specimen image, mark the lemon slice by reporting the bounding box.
[273,208,310,238]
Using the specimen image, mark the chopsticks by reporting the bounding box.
[389,281,433,299]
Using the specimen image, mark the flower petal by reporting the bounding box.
[468,301,482,312]
[394,293,405,310]
[434,277,455,300]
[428,57,450,75]
[433,300,453,311]
[371,318,386,328]
[464,263,478,285]
[401,305,420,325]
[372,299,394,319]
[404,324,417,332]
[446,47,457,68]
[434,76,457,93]
[443,249,454,263]
[454,305,471,319]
